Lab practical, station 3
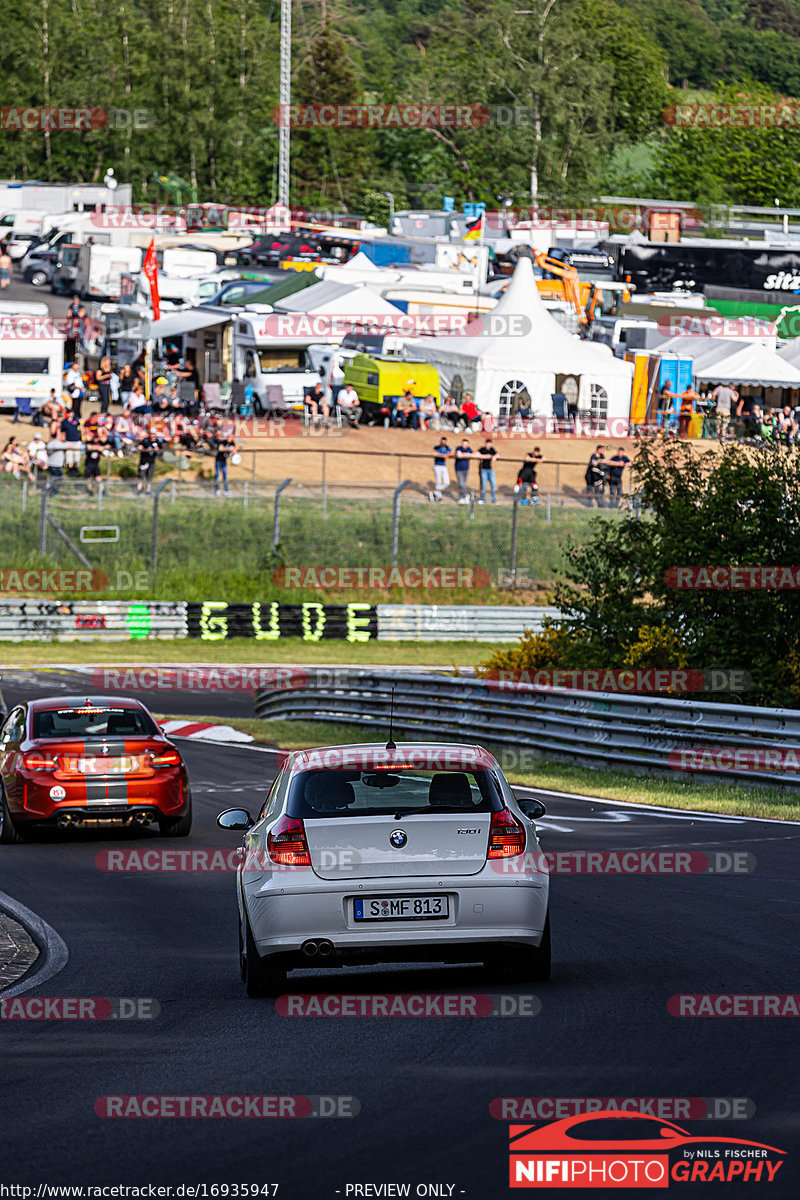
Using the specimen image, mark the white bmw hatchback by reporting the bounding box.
[217,742,551,997]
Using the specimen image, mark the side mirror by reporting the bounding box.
[518,798,547,821]
[217,808,254,831]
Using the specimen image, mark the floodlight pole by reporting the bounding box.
[278,0,291,207]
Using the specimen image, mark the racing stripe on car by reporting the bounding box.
[83,738,129,807]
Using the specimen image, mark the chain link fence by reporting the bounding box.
[0,473,629,597]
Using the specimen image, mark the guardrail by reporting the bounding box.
[0,600,187,641]
[254,671,800,788]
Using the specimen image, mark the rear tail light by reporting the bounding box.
[267,815,311,866]
[149,747,182,767]
[487,808,526,859]
[23,751,58,771]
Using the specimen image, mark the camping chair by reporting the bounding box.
[230,381,247,415]
[202,381,222,411]
[12,397,33,424]
[266,385,291,419]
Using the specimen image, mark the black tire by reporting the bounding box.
[158,807,192,838]
[253,396,264,416]
[490,913,551,983]
[243,910,286,998]
[30,269,48,287]
[0,788,25,844]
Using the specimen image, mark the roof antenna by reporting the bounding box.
[386,685,397,752]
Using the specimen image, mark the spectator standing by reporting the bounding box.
[65,362,85,420]
[454,438,474,504]
[46,428,66,494]
[0,248,12,289]
[61,411,83,476]
[64,296,82,363]
[135,429,161,495]
[679,385,700,439]
[214,433,237,496]
[712,383,737,438]
[657,379,676,432]
[429,436,452,502]
[477,437,498,504]
[585,444,607,505]
[118,363,134,409]
[607,447,631,502]
[96,356,113,415]
[83,426,105,495]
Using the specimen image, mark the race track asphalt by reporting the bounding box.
[1,671,798,1197]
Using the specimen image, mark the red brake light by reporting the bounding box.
[267,815,311,866]
[150,747,182,767]
[23,751,58,771]
[487,809,525,858]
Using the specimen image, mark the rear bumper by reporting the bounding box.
[244,878,549,963]
[11,771,190,823]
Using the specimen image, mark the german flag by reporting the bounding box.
[462,212,484,241]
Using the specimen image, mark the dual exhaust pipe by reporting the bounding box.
[301,938,335,959]
[56,811,151,828]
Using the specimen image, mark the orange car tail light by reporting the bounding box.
[23,751,58,771]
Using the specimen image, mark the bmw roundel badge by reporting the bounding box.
[389,829,408,848]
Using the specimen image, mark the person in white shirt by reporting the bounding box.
[336,383,362,427]
[27,434,49,472]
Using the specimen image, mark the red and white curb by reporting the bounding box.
[159,720,254,744]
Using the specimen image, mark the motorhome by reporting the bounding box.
[73,243,144,300]
[0,301,64,413]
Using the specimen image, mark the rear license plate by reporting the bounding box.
[74,756,135,775]
[353,895,449,921]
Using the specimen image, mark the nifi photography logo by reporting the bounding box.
[508,1111,786,1188]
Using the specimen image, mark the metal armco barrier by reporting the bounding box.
[254,671,800,787]
[376,605,561,642]
[0,600,187,641]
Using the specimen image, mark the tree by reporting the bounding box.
[480,442,800,707]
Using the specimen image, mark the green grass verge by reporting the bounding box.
[0,483,610,601]
[166,714,799,822]
[0,637,486,667]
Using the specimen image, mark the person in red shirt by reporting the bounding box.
[460,393,480,428]
[679,385,700,438]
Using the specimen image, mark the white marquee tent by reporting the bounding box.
[401,257,633,421]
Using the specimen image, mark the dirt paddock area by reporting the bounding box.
[0,407,718,498]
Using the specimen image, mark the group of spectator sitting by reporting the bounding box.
[303,381,494,433]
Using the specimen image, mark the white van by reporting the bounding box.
[0,301,64,413]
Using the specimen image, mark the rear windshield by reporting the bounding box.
[32,706,158,739]
[287,769,502,820]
